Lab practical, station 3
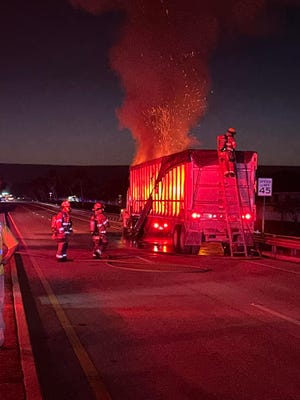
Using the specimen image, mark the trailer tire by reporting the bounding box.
[122,227,129,237]
[222,242,230,256]
[173,225,181,252]
[191,246,200,255]
[178,226,186,253]
[178,226,192,254]
[174,225,196,254]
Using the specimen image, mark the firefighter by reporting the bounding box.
[54,200,73,262]
[218,127,237,177]
[0,222,18,347]
[121,208,130,236]
[90,202,109,259]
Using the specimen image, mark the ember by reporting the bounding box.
[70,0,296,163]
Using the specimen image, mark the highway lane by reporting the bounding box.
[5,202,300,400]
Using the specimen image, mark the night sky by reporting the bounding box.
[1,0,300,166]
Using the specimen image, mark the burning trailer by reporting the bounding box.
[123,132,257,256]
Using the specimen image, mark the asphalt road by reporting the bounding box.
[6,202,300,400]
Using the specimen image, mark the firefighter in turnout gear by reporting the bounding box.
[53,200,73,262]
[90,202,109,259]
[218,127,237,177]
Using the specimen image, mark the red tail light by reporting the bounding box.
[242,213,252,220]
[153,222,169,231]
[191,212,201,219]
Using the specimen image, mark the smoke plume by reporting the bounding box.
[70,0,299,164]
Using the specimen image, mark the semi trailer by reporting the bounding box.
[123,136,257,256]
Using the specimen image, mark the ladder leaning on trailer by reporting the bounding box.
[217,131,251,256]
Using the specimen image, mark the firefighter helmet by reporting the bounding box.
[227,127,236,135]
[93,202,103,211]
[61,200,71,209]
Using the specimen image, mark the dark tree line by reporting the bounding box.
[2,165,129,205]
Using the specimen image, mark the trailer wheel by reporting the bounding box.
[122,227,129,237]
[178,226,186,253]
[173,225,194,254]
[191,246,200,255]
[222,242,230,256]
[178,226,191,254]
[173,225,181,252]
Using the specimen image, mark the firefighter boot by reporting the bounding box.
[93,250,102,259]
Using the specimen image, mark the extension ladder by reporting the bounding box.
[218,150,250,256]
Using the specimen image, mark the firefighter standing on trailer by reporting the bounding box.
[53,200,73,262]
[90,202,109,259]
[218,127,237,177]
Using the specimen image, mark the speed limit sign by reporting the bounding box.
[258,178,273,196]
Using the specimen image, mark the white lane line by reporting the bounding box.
[249,260,300,275]
[11,258,43,400]
[136,256,152,263]
[251,303,300,327]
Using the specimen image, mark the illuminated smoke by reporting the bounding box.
[70,0,299,164]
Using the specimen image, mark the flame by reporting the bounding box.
[70,0,299,164]
[109,1,215,164]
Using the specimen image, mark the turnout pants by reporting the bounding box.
[92,234,108,256]
[56,236,69,259]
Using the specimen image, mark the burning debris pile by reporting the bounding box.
[70,0,299,164]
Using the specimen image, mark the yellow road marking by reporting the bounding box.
[9,215,112,400]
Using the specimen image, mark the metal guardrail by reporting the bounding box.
[107,213,122,223]
[254,233,300,262]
